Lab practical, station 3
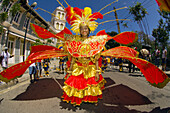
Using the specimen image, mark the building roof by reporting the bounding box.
[20,0,49,28]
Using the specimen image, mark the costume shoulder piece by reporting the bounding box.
[64,34,107,57]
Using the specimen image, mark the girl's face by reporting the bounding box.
[80,25,89,37]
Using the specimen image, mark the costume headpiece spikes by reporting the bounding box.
[98,0,118,12]
[98,19,131,25]
[56,0,65,9]
[39,0,129,34]
[64,0,69,6]
[65,6,103,34]
[35,7,60,19]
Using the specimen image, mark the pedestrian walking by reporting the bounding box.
[29,62,37,83]
[162,46,167,71]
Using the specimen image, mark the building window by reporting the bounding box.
[8,40,14,54]
[13,12,21,23]
[56,23,59,29]
[61,13,64,20]
[23,17,29,28]
[20,42,23,56]
[3,2,12,12]
[60,23,63,30]
[58,12,61,19]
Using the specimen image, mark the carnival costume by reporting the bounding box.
[0,2,169,106]
[43,59,50,76]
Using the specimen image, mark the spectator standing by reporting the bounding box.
[43,59,50,76]
[101,56,107,72]
[162,46,167,71]
[129,47,137,73]
[36,61,42,78]
[0,47,14,70]
[128,60,135,73]
[29,62,37,83]
[154,47,160,67]
[59,57,65,74]
[118,58,123,72]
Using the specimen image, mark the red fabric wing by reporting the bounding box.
[97,30,138,46]
[27,45,68,61]
[55,27,72,40]
[101,46,169,88]
[0,45,68,82]
[89,12,103,21]
[31,23,56,39]
[0,60,36,82]
[156,0,170,12]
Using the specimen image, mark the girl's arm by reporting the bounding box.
[95,60,100,81]
[66,57,75,79]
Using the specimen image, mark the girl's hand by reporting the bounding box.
[66,73,71,80]
[95,72,99,81]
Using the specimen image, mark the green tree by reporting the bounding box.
[0,0,21,46]
[32,39,44,46]
[152,19,169,47]
[158,10,170,32]
[129,2,149,45]
[105,31,119,49]
[47,39,52,44]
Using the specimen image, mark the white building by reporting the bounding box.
[0,0,66,66]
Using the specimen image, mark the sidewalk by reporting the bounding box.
[0,59,59,91]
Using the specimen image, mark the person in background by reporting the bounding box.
[59,57,65,74]
[128,60,134,73]
[36,60,42,78]
[43,59,50,76]
[154,46,160,67]
[129,47,137,73]
[118,58,123,72]
[29,62,37,83]
[162,46,167,71]
[101,56,107,72]
[1,47,14,70]
[107,57,111,68]
[1,47,18,84]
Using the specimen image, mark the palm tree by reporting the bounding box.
[0,0,21,47]
[129,2,149,45]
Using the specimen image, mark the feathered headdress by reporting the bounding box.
[65,6,103,34]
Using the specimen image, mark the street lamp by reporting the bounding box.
[23,2,37,61]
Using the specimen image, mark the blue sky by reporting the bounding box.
[28,0,162,37]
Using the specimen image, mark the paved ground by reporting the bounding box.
[0,64,170,113]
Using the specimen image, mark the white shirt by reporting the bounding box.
[162,49,167,59]
[1,51,10,68]
[29,63,36,67]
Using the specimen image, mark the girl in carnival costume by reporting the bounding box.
[0,0,169,107]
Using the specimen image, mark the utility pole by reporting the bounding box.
[114,7,123,72]
[114,7,120,33]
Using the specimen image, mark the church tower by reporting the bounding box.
[51,6,66,46]
[51,6,66,32]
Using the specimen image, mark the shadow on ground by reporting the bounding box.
[128,74,143,77]
[12,78,170,113]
